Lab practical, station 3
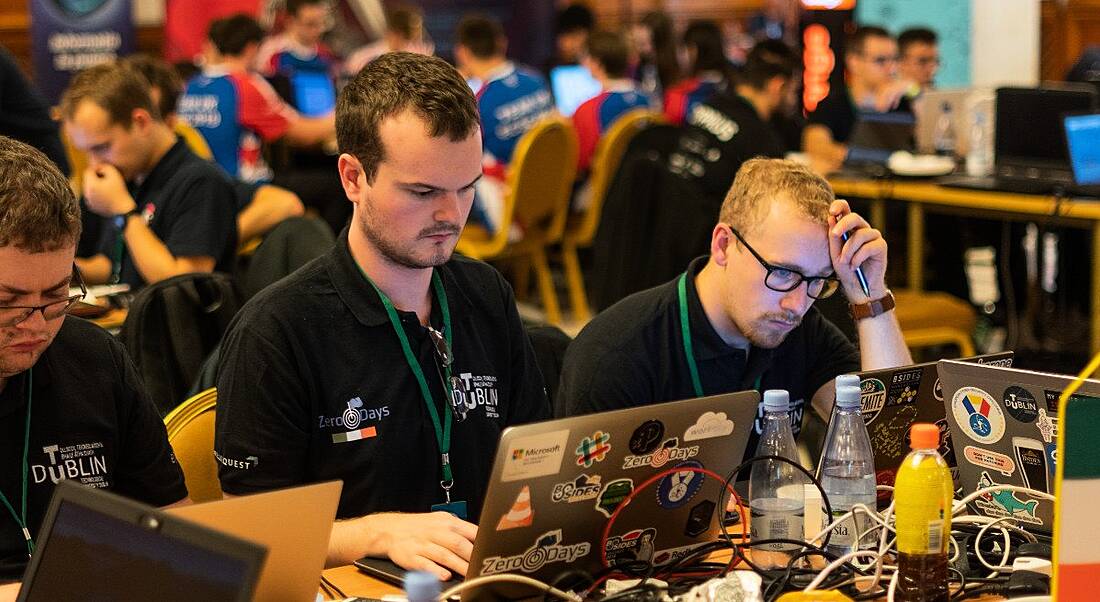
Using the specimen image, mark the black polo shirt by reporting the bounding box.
[214,230,550,522]
[95,138,237,289]
[807,85,912,145]
[556,257,860,455]
[667,93,786,203]
[0,318,188,580]
[0,46,69,176]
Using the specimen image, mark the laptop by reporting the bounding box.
[169,481,342,602]
[1064,112,1100,187]
[291,71,337,117]
[549,64,602,117]
[936,360,1100,534]
[844,110,916,167]
[913,88,974,156]
[941,85,1100,196]
[18,480,265,602]
[845,353,1014,503]
[356,391,760,587]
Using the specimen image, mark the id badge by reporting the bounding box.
[431,500,468,520]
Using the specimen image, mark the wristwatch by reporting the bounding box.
[114,207,142,229]
[850,290,896,320]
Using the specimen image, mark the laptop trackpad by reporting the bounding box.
[355,557,463,587]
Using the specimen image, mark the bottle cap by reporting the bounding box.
[835,374,860,391]
[909,423,940,450]
[405,570,441,601]
[762,389,790,412]
[835,385,862,409]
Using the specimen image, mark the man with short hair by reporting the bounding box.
[802,26,913,171]
[664,20,731,126]
[558,159,911,453]
[256,0,339,81]
[898,27,940,92]
[345,4,434,75]
[64,62,237,289]
[454,13,553,234]
[214,52,550,580]
[0,135,189,581]
[573,30,651,174]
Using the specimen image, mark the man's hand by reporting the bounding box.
[83,164,136,218]
[358,511,477,580]
[828,199,888,304]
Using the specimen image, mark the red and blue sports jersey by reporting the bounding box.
[178,67,296,183]
[572,84,652,171]
[476,62,554,174]
[663,74,726,126]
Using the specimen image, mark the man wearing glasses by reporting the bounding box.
[0,136,188,583]
[898,28,940,93]
[802,25,913,172]
[557,158,911,457]
[214,53,549,581]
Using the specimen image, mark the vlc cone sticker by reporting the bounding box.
[497,485,534,530]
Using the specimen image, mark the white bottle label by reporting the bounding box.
[750,505,803,551]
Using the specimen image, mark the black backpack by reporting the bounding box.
[120,272,242,415]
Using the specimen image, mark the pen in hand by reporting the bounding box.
[841,230,871,298]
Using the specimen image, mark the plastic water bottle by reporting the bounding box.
[933,102,956,157]
[818,384,876,559]
[894,423,953,602]
[966,111,993,177]
[749,389,806,569]
[404,570,441,602]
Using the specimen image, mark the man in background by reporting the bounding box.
[898,27,940,93]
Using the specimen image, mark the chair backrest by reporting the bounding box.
[240,216,335,299]
[571,109,662,246]
[164,388,223,503]
[120,272,242,415]
[508,115,579,243]
[174,120,213,160]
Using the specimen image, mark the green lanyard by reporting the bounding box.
[359,268,458,501]
[109,232,125,284]
[0,369,34,558]
[677,273,762,397]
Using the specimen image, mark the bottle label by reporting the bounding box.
[750,506,803,551]
[927,519,943,552]
[824,509,857,548]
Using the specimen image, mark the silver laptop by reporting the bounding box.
[358,391,759,586]
[19,480,265,602]
[937,360,1100,534]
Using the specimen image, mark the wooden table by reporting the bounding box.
[91,308,127,331]
[829,176,1100,353]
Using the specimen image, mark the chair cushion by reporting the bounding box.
[893,290,977,333]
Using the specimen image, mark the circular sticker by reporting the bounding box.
[1003,386,1039,423]
[951,386,1005,444]
[656,461,704,509]
[629,420,664,454]
[860,378,887,425]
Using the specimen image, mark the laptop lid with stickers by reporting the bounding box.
[937,360,1100,534]
[468,391,760,583]
[847,353,1014,503]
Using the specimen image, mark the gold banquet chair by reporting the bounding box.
[561,109,662,322]
[893,290,977,357]
[164,387,223,503]
[457,115,579,325]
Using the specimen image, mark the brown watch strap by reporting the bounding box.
[850,290,896,320]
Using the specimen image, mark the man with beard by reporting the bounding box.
[557,158,910,453]
[213,52,549,581]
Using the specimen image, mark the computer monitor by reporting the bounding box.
[994,86,1098,174]
[1064,112,1100,186]
[549,65,602,117]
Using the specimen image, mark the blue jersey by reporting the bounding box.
[573,86,651,171]
[476,63,554,169]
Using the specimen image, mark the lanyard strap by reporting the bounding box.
[359,268,456,488]
[677,273,762,398]
[0,369,34,558]
[109,234,124,285]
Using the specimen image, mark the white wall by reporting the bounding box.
[971,0,1041,87]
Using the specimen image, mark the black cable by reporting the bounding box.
[320,574,348,599]
[715,454,835,552]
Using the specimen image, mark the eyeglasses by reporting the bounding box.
[427,325,469,422]
[0,267,87,328]
[729,228,840,299]
[864,54,899,67]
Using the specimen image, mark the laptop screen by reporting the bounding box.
[995,87,1097,169]
[23,499,253,602]
[1065,113,1100,185]
[292,71,337,117]
[550,65,602,117]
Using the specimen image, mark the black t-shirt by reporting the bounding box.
[0,318,188,580]
[95,139,238,288]
[215,231,551,522]
[667,93,786,203]
[806,86,912,144]
[556,256,861,456]
[0,46,69,175]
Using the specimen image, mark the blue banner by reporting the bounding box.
[30,0,135,104]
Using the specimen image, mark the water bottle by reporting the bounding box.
[966,110,993,177]
[404,570,441,602]
[749,389,806,569]
[818,384,876,559]
[932,102,956,157]
[894,423,953,602]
